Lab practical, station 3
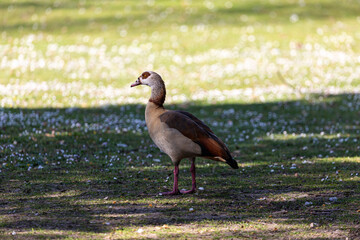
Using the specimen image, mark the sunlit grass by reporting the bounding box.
[1,0,360,108]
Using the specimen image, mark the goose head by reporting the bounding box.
[131,71,162,88]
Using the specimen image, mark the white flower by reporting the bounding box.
[117,143,128,148]
[329,197,337,202]
[290,14,299,23]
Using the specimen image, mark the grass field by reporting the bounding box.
[1,0,360,239]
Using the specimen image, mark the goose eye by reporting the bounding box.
[142,72,150,79]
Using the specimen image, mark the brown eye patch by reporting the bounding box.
[142,72,150,79]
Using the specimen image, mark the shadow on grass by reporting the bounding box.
[0,93,359,237]
[217,1,360,20]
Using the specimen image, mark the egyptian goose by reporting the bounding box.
[131,71,239,195]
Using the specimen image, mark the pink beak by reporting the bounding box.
[131,78,142,87]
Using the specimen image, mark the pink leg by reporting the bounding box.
[180,158,196,194]
[160,165,180,195]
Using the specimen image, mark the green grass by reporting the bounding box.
[1,0,360,239]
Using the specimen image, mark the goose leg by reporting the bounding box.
[180,158,196,194]
[160,165,180,195]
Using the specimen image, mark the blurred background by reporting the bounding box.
[1,0,360,108]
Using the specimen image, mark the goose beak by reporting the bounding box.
[131,78,142,87]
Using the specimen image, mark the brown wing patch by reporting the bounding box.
[159,111,200,140]
[159,111,230,158]
[142,71,151,79]
[196,137,227,158]
[196,135,238,168]
[160,110,238,168]
[174,111,214,134]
